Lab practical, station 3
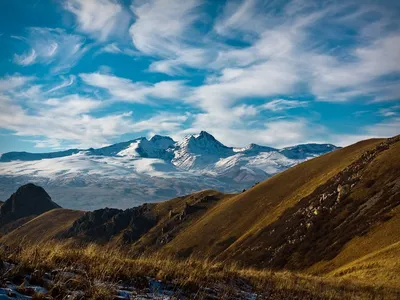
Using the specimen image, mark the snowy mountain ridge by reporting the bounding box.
[0,132,339,210]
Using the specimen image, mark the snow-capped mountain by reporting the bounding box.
[0,132,339,210]
[172,131,234,170]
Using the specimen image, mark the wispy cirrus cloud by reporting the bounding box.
[127,0,400,104]
[80,72,188,103]
[64,0,132,41]
[0,74,188,149]
[96,43,141,57]
[261,99,308,112]
[13,49,37,66]
[45,75,76,94]
[129,0,214,75]
[330,117,400,147]
[13,27,89,73]
[0,75,35,91]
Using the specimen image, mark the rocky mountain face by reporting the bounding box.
[63,205,158,243]
[0,132,338,210]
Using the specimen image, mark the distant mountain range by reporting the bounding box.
[0,131,338,210]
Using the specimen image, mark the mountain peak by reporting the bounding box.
[198,131,213,138]
[0,183,60,223]
[244,143,277,153]
[150,135,174,143]
[183,131,230,151]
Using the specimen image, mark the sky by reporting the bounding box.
[0,0,399,153]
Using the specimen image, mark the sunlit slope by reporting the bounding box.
[306,142,400,286]
[161,138,383,258]
[1,208,84,246]
[330,241,400,289]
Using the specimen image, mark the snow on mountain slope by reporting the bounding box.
[172,131,234,170]
[279,143,337,159]
[0,135,175,162]
[0,149,81,162]
[0,132,339,210]
[116,135,174,160]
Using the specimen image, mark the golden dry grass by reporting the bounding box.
[1,241,399,299]
[0,208,84,246]
[307,141,400,284]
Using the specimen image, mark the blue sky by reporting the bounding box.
[0,0,399,153]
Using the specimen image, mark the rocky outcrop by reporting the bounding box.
[63,204,157,243]
[0,183,60,234]
[62,190,225,249]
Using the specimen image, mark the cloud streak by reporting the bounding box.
[80,73,187,103]
[65,0,132,41]
[13,27,89,73]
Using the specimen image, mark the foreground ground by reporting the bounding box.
[1,241,399,299]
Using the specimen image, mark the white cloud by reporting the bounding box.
[32,139,62,149]
[130,0,202,56]
[0,75,35,91]
[65,0,131,41]
[310,34,400,101]
[176,116,326,148]
[261,99,308,112]
[214,0,267,38]
[97,43,141,57]
[378,105,400,117]
[0,75,189,149]
[13,27,89,73]
[190,60,300,112]
[129,0,214,74]
[45,75,76,94]
[44,95,103,116]
[0,92,131,148]
[14,49,37,66]
[130,113,189,133]
[330,117,400,146]
[80,73,187,103]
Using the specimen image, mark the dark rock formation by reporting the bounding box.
[63,204,158,243]
[0,183,60,230]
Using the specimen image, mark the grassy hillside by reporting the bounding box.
[0,208,84,246]
[225,136,399,270]
[161,138,384,259]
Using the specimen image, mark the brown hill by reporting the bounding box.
[0,208,84,246]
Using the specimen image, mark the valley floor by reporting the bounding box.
[1,241,399,300]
